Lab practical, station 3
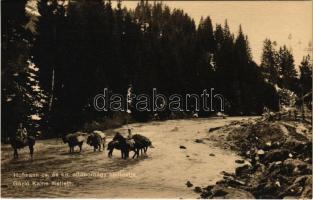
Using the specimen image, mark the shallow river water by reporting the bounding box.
[1,117,249,198]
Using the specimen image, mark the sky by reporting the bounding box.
[116,1,312,67]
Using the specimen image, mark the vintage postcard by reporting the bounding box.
[1,0,312,198]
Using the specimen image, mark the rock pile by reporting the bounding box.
[200,119,312,199]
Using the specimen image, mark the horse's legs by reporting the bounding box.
[126,150,129,159]
[79,144,82,152]
[108,148,113,157]
[102,143,105,152]
[14,148,18,159]
[94,146,96,152]
[132,150,136,159]
[29,145,34,159]
[133,149,139,159]
[144,147,148,153]
[68,144,72,153]
[124,149,128,159]
[121,149,127,159]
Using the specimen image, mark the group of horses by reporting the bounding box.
[108,132,152,159]
[10,130,152,160]
[62,130,152,159]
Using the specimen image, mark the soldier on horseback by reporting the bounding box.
[16,123,27,141]
[11,123,35,159]
[127,128,133,140]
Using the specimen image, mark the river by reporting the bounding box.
[2,117,251,198]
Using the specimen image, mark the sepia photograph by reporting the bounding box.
[1,0,312,198]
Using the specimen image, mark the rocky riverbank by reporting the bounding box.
[199,117,312,199]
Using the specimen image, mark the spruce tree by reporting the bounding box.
[277,45,297,90]
[2,0,45,139]
[260,39,279,85]
[299,55,312,95]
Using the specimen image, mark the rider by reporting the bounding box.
[127,128,133,140]
[16,123,27,141]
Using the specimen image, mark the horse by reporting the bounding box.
[10,136,36,159]
[132,134,152,155]
[111,132,140,159]
[87,131,106,152]
[125,138,138,158]
[107,140,121,157]
[62,132,86,153]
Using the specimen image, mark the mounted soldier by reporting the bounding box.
[16,123,27,141]
[127,128,133,140]
[11,123,35,159]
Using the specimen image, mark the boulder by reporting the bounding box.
[283,158,312,175]
[235,159,245,164]
[218,176,246,187]
[208,126,222,132]
[235,164,252,177]
[200,185,214,198]
[194,186,202,193]
[186,181,193,187]
[263,149,290,164]
[209,186,255,199]
[254,179,280,198]
[280,175,312,199]
[194,139,205,144]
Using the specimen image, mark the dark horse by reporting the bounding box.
[62,132,86,153]
[110,132,140,159]
[87,131,106,152]
[107,140,121,157]
[10,136,36,159]
[132,134,152,155]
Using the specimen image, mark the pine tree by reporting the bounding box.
[260,39,279,84]
[277,45,297,90]
[23,0,283,132]
[2,0,45,140]
[33,0,67,135]
[234,25,255,114]
[197,16,215,52]
[299,55,312,95]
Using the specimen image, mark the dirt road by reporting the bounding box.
[1,117,251,198]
